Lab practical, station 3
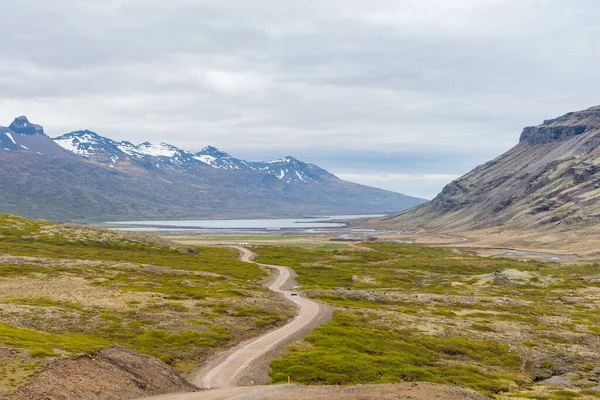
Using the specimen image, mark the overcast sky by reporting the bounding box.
[1,0,599,199]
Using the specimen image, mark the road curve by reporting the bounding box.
[195,246,322,389]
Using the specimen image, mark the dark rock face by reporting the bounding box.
[519,106,600,145]
[8,116,45,136]
[519,125,588,145]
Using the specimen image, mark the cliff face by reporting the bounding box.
[371,105,600,230]
[519,106,600,145]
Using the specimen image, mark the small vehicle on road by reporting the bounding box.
[290,289,298,296]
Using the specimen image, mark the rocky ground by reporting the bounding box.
[144,383,489,400]
[236,383,489,400]
[9,347,198,400]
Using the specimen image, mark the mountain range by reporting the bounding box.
[371,105,600,230]
[0,116,425,222]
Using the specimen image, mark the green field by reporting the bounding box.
[256,243,600,399]
[0,214,294,395]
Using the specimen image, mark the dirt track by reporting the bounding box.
[193,247,325,389]
[141,383,489,400]
[138,247,490,400]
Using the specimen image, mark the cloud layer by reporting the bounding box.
[1,0,599,199]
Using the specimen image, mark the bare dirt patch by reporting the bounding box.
[9,346,198,400]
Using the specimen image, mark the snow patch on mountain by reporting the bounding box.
[116,143,139,156]
[194,154,217,166]
[54,137,90,155]
[136,142,178,158]
[50,130,334,185]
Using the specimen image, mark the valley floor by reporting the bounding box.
[248,241,600,400]
[3,215,600,400]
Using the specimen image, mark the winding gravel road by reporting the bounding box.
[141,246,324,399]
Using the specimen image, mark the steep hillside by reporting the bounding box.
[0,116,425,221]
[372,105,600,230]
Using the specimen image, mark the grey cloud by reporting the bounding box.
[0,0,599,198]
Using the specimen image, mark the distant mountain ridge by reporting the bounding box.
[52,130,332,184]
[0,116,426,221]
[370,105,600,230]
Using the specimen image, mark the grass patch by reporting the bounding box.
[270,313,522,396]
[257,242,600,398]
[0,213,294,385]
[0,322,109,354]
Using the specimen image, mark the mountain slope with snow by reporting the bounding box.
[0,116,426,221]
[52,131,339,185]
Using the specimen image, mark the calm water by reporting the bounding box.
[106,214,386,233]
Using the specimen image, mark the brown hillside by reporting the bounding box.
[370,105,600,230]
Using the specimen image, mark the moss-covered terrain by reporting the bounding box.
[0,214,294,396]
[255,243,600,399]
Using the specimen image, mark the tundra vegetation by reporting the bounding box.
[255,243,600,399]
[0,214,294,397]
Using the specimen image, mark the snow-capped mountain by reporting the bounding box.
[53,131,205,170]
[250,156,333,184]
[0,116,426,221]
[52,130,333,184]
[53,130,124,161]
[194,147,331,183]
[194,146,250,170]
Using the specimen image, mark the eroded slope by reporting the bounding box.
[372,106,600,230]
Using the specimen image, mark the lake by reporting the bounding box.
[105,214,386,234]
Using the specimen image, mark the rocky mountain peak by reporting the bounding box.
[8,116,45,136]
[519,106,600,145]
[266,156,300,164]
[66,130,102,138]
[197,146,231,158]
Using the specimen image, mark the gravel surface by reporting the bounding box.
[142,383,490,400]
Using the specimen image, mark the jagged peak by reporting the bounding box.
[8,116,45,136]
[197,145,231,158]
[266,156,302,164]
[55,130,103,139]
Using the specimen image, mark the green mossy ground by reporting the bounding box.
[0,214,293,396]
[256,243,600,399]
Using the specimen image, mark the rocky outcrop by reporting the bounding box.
[10,346,198,400]
[519,125,589,145]
[8,116,45,136]
[519,106,600,145]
